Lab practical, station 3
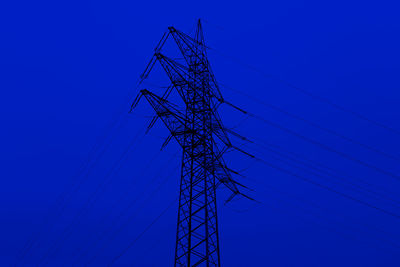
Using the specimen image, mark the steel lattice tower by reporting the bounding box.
[131,19,252,267]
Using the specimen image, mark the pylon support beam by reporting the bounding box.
[133,19,254,267]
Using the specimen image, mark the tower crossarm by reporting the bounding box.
[155,53,222,111]
[167,25,223,103]
[140,89,241,197]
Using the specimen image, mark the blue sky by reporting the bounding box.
[1,0,400,266]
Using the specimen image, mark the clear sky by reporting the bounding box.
[2,0,400,266]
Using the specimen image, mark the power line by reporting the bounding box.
[244,141,400,208]
[220,82,400,162]
[38,130,145,265]
[73,151,178,265]
[86,163,180,265]
[254,157,400,220]
[17,74,145,264]
[16,112,129,265]
[245,178,400,250]
[233,138,400,219]
[68,148,164,263]
[247,112,400,182]
[107,197,177,266]
[255,138,400,198]
[208,46,400,137]
[237,135,400,202]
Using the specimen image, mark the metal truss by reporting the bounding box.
[131,19,252,267]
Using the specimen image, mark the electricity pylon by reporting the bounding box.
[131,19,253,267]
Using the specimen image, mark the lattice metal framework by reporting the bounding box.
[131,20,252,267]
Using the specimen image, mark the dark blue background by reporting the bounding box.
[2,0,400,266]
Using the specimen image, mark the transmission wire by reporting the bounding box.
[246,112,400,182]
[74,151,178,265]
[17,113,129,265]
[17,74,146,265]
[85,163,180,265]
[244,142,400,208]
[249,179,400,250]
[254,157,400,220]
[107,197,178,266]
[39,129,145,265]
[220,82,400,161]
[208,46,400,136]
[250,138,400,199]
